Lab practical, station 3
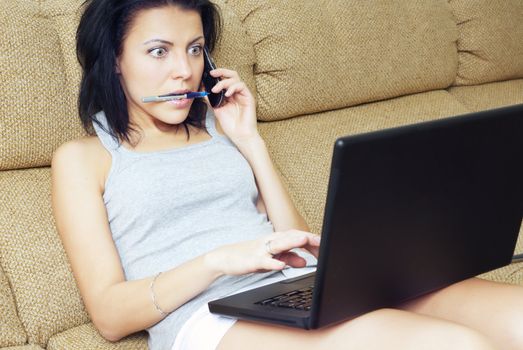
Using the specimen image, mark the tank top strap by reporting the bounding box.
[205,107,220,138]
[205,107,237,148]
[92,111,121,153]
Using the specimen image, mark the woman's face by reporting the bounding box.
[117,5,205,127]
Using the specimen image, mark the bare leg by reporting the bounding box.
[400,278,523,350]
[218,307,496,350]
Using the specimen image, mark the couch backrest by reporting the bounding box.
[2,0,522,170]
[448,0,523,86]
[226,0,460,122]
[0,1,86,172]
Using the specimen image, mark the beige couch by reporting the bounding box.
[1,0,522,348]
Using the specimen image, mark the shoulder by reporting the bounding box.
[52,136,111,191]
[52,136,109,168]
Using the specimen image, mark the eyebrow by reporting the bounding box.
[142,39,173,46]
[142,36,205,46]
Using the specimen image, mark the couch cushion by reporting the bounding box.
[258,90,469,234]
[227,0,459,121]
[0,264,27,347]
[449,0,523,86]
[0,1,86,171]
[2,346,45,350]
[517,230,523,256]
[448,79,523,112]
[0,168,89,347]
[211,0,257,98]
[480,262,523,286]
[47,323,147,350]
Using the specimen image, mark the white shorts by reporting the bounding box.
[171,264,317,350]
[171,302,237,350]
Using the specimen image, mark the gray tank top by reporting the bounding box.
[93,109,278,349]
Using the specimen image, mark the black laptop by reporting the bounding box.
[208,104,523,329]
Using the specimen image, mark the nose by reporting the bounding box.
[170,52,192,80]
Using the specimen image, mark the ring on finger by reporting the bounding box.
[265,240,275,256]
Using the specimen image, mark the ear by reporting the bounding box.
[115,57,121,74]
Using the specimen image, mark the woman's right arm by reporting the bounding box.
[51,139,223,341]
[51,138,320,341]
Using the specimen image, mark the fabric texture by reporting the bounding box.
[449,0,523,86]
[258,90,470,235]
[448,79,523,112]
[0,265,27,347]
[226,0,459,121]
[46,323,147,350]
[211,0,257,98]
[480,262,523,285]
[93,110,276,350]
[0,168,89,347]
[0,1,86,171]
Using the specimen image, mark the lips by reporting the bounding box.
[163,89,191,96]
[166,96,192,109]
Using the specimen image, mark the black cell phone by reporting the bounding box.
[202,46,225,108]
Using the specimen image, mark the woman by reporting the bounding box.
[51,0,523,349]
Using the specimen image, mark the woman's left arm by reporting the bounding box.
[210,68,309,232]
[239,136,310,232]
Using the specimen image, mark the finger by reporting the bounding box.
[268,232,321,256]
[302,235,321,258]
[210,77,240,94]
[210,68,240,79]
[307,234,321,247]
[273,229,317,242]
[223,82,248,98]
[276,252,307,268]
[303,245,320,259]
[259,257,286,271]
[267,235,308,255]
[210,79,230,93]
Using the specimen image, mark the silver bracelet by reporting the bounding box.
[150,272,168,317]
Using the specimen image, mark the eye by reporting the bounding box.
[148,47,168,58]
[188,45,202,56]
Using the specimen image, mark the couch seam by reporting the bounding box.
[0,254,29,346]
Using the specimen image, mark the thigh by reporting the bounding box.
[218,308,494,350]
[400,277,523,349]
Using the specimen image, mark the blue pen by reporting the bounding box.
[142,91,209,103]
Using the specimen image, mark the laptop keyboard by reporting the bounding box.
[255,285,314,311]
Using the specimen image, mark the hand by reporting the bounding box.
[208,68,258,145]
[204,230,321,276]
